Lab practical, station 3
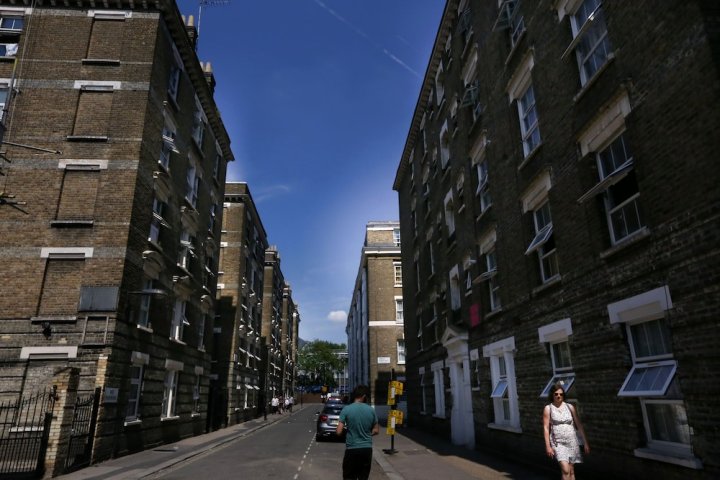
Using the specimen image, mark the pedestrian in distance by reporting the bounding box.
[271,395,279,414]
[335,385,379,480]
[543,383,590,480]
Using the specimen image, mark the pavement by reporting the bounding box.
[56,405,556,480]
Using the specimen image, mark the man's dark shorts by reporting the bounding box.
[342,447,372,480]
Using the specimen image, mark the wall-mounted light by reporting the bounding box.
[41,321,52,338]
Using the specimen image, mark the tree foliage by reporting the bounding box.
[297,340,346,387]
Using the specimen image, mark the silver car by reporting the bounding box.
[315,404,345,441]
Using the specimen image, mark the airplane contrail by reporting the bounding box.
[312,0,420,78]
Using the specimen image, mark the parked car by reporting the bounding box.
[316,403,345,441]
[325,395,344,406]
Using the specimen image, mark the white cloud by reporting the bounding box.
[327,310,347,323]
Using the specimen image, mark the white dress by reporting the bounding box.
[549,402,582,464]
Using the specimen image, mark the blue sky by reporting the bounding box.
[177,0,444,343]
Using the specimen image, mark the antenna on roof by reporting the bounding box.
[197,0,230,50]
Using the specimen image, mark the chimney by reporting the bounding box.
[203,62,216,96]
[184,15,198,50]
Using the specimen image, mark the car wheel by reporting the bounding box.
[316,434,322,442]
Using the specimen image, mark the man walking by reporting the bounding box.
[335,385,379,480]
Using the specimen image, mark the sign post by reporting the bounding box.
[383,369,403,455]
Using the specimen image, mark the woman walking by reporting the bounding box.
[543,383,590,480]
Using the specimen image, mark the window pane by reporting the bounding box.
[552,342,572,370]
[631,319,672,359]
[491,379,508,398]
[645,402,691,445]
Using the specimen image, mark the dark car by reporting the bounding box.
[315,404,345,441]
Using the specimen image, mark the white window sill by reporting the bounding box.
[160,415,180,422]
[124,419,142,427]
[600,227,651,259]
[633,448,703,470]
[487,422,522,434]
[136,325,153,333]
[191,413,202,418]
[169,338,186,346]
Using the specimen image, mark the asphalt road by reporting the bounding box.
[150,406,388,480]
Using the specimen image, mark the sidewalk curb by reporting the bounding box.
[373,447,405,480]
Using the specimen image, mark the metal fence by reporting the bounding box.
[0,388,55,479]
[63,387,100,474]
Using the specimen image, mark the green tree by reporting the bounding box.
[297,340,346,388]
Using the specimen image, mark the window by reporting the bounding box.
[72,86,113,138]
[476,159,491,212]
[126,352,149,422]
[393,228,401,246]
[168,65,181,101]
[419,369,428,413]
[607,286,700,467]
[517,83,541,156]
[192,103,205,149]
[149,196,169,244]
[0,43,16,57]
[136,279,153,328]
[0,83,8,120]
[449,265,461,311]
[600,136,644,243]
[185,161,200,208]
[87,17,124,60]
[393,262,403,286]
[483,336,519,431]
[444,191,455,236]
[0,15,24,31]
[397,340,406,365]
[429,242,436,276]
[431,361,445,418]
[457,6,473,47]
[538,318,575,397]
[171,299,188,342]
[197,314,207,350]
[193,373,201,413]
[178,230,195,271]
[161,370,179,419]
[395,297,404,323]
[477,228,500,312]
[525,201,559,282]
[564,0,612,86]
[160,123,179,170]
[493,1,525,47]
[79,286,118,311]
[439,121,451,170]
[38,258,85,316]
[126,365,144,421]
[434,62,445,105]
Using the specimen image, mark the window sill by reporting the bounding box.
[124,419,142,427]
[147,239,164,253]
[485,308,503,320]
[169,338,187,346]
[600,227,651,259]
[475,205,491,223]
[532,275,562,296]
[160,416,180,422]
[82,58,121,66]
[488,423,522,434]
[31,316,77,323]
[633,448,703,470]
[66,135,108,142]
[191,413,202,418]
[136,324,153,333]
[573,53,616,104]
[0,56,16,63]
[517,142,542,171]
[165,94,180,112]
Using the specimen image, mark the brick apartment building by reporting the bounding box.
[0,0,233,463]
[346,221,405,411]
[215,183,299,427]
[393,1,720,479]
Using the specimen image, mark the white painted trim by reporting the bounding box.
[470,348,479,361]
[554,0,584,21]
[194,366,204,375]
[0,7,32,15]
[538,318,573,343]
[577,91,631,156]
[74,80,121,90]
[40,247,93,259]
[483,336,515,357]
[520,170,552,213]
[478,228,497,254]
[431,360,444,371]
[418,366,425,375]
[165,359,184,371]
[130,351,150,365]
[87,10,132,19]
[58,159,108,170]
[607,286,672,325]
[506,50,535,103]
[21,346,78,359]
[368,321,401,327]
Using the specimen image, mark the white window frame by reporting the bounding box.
[393,228,401,246]
[171,299,188,342]
[161,370,179,419]
[431,360,445,418]
[393,262,403,287]
[160,121,178,170]
[136,279,153,328]
[606,286,700,467]
[419,368,428,413]
[167,65,181,101]
[439,121,450,170]
[178,230,194,271]
[125,352,148,422]
[448,265,461,311]
[483,336,520,431]
[517,83,541,157]
[528,201,559,282]
[395,297,404,323]
[561,0,613,86]
[538,318,575,397]
[444,190,455,236]
[185,161,199,208]
[397,339,406,365]
[434,62,445,105]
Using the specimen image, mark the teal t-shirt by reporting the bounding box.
[339,401,378,449]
